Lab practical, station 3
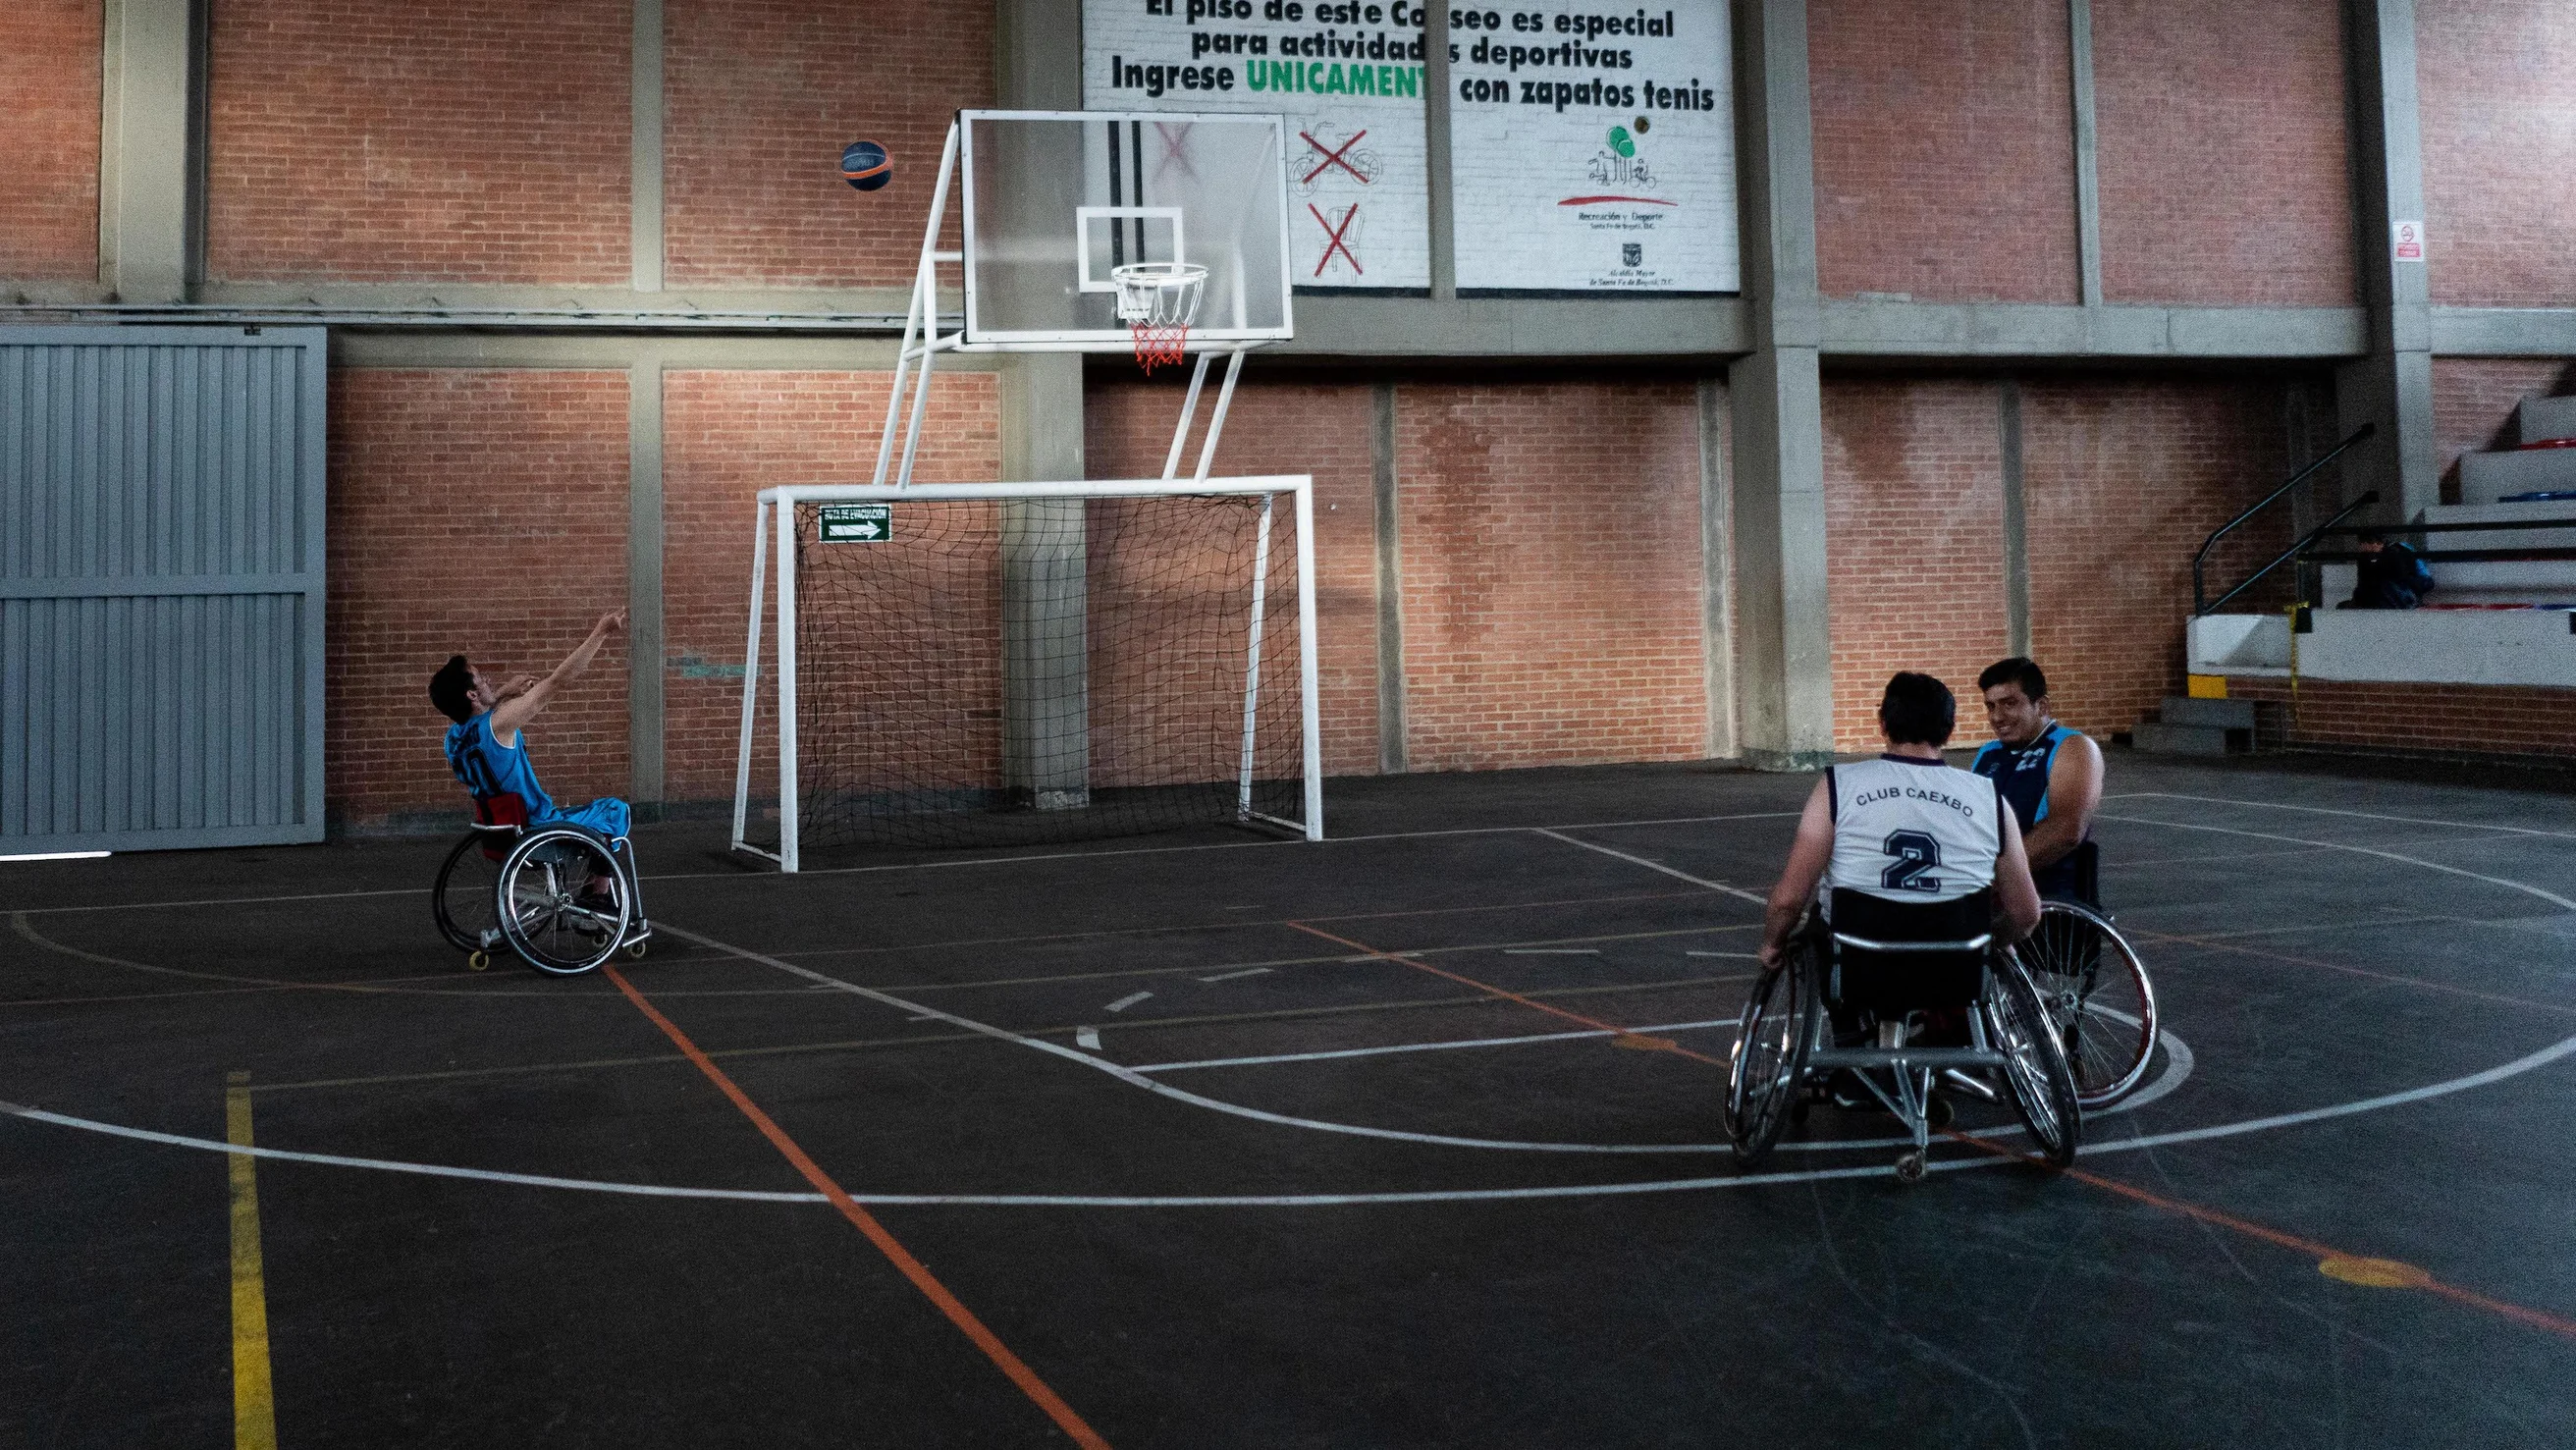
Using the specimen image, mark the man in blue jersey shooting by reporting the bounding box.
[428,610,640,913]
[1969,658,2103,904]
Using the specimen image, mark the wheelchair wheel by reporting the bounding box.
[1982,953,2081,1167]
[495,826,631,976]
[2020,900,2157,1109]
[433,832,504,957]
[1725,937,1817,1165]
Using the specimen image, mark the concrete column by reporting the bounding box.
[99,0,198,301]
[628,355,667,814]
[2066,0,2104,307]
[1423,1,1457,299]
[1727,0,1835,769]
[1373,383,1408,773]
[1999,378,2032,657]
[631,0,665,293]
[2339,0,2441,519]
[1697,378,1738,759]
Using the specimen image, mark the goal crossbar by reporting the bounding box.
[730,475,1323,870]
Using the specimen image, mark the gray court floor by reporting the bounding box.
[4,750,2573,1447]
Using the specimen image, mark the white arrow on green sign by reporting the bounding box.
[819,504,891,543]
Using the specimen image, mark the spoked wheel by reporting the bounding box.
[1726,936,1817,1165]
[432,831,505,959]
[1982,952,2082,1167]
[2020,900,2157,1109]
[495,826,631,976]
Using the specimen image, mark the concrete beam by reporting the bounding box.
[326,334,961,369]
[1282,294,1749,357]
[2429,308,2576,356]
[99,0,198,302]
[1821,299,2369,358]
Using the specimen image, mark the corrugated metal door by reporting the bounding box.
[1,326,327,852]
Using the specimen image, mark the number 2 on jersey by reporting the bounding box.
[1880,830,1941,892]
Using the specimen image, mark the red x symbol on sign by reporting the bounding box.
[1310,202,1363,277]
[1153,123,1201,186]
[1299,130,1370,185]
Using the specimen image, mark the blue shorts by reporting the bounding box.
[540,797,631,845]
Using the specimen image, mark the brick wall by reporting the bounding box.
[0,0,99,280]
[1808,0,2079,304]
[660,370,1000,803]
[1086,378,1382,778]
[327,371,632,827]
[207,0,630,283]
[2419,0,2576,308]
[2221,675,2576,759]
[2430,357,2576,501]
[1391,380,1706,773]
[664,0,989,288]
[2021,376,2297,738]
[1821,377,2010,749]
[2092,0,2354,306]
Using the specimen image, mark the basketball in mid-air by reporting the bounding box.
[840,139,892,191]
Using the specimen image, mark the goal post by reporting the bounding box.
[731,476,1323,871]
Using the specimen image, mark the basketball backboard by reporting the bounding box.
[960,110,1294,349]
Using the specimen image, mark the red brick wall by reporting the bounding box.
[207,0,630,283]
[2021,376,2296,738]
[0,0,99,280]
[2223,675,2576,758]
[2430,357,2576,500]
[327,371,632,826]
[2419,0,2576,307]
[2092,0,2354,306]
[664,0,989,288]
[1391,380,1705,773]
[1821,377,2010,749]
[1087,379,1381,777]
[660,370,1000,803]
[1808,0,2079,304]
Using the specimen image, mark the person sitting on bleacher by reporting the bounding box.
[2343,529,2434,610]
[428,610,637,905]
[1971,657,2103,905]
[1757,671,2042,972]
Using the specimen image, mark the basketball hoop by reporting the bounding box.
[1111,261,1208,374]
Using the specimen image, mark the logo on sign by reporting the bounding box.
[1623,242,1642,267]
[819,504,890,543]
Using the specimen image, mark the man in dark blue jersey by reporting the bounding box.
[1969,658,2103,904]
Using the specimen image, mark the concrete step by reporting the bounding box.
[2132,721,2243,757]
[2521,396,2576,444]
[2461,447,2576,505]
[2417,499,2576,555]
[2160,695,2259,730]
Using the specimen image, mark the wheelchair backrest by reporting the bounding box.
[472,792,530,831]
[1824,887,1993,1014]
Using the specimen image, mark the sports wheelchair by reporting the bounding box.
[1724,888,2080,1183]
[432,793,651,976]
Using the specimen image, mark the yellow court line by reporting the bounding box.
[227,1071,278,1450]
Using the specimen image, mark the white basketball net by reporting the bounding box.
[1111,262,1208,375]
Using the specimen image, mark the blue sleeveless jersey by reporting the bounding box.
[445,714,556,820]
[1971,724,2082,896]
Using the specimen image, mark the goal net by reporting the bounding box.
[730,478,1321,868]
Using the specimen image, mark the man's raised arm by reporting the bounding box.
[491,609,625,746]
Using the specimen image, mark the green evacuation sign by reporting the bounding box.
[818,504,890,543]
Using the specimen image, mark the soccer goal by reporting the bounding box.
[730,476,1321,869]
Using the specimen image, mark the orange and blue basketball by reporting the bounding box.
[840,139,892,192]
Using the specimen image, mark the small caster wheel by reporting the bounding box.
[624,939,649,960]
[466,950,491,973]
[1894,1151,1926,1184]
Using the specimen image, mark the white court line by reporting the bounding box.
[1104,992,1153,1013]
[1530,829,1768,905]
[2108,792,2576,842]
[1128,1017,1741,1073]
[1504,948,1599,956]
[1197,968,1272,983]
[2096,814,2576,912]
[1075,1027,1101,1051]
[1685,950,1757,959]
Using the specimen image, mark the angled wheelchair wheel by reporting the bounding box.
[1726,938,1817,1165]
[2021,900,2157,1109]
[494,825,631,977]
[433,831,505,957]
[1982,953,2081,1167]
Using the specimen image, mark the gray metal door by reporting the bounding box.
[1,326,327,853]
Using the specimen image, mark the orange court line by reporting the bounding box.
[601,966,1114,1449]
[1283,921,1727,1066]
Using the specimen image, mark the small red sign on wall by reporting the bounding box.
[2392,221,2424,262]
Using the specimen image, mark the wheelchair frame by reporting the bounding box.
[1726,911,2081,1183]
[432,794,650,975]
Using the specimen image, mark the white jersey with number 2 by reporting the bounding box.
[1824,756,2006,905]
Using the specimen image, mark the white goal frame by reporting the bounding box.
[730,476,1323,872]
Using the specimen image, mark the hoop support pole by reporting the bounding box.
[775,497,802,872]
[729,498,771,854]
[1191,348,1248,484]
[1160,351,1213,480]
[879,120,960,489]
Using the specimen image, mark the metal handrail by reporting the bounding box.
[2191,422,2376,615]
[2198,490,2380,617]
